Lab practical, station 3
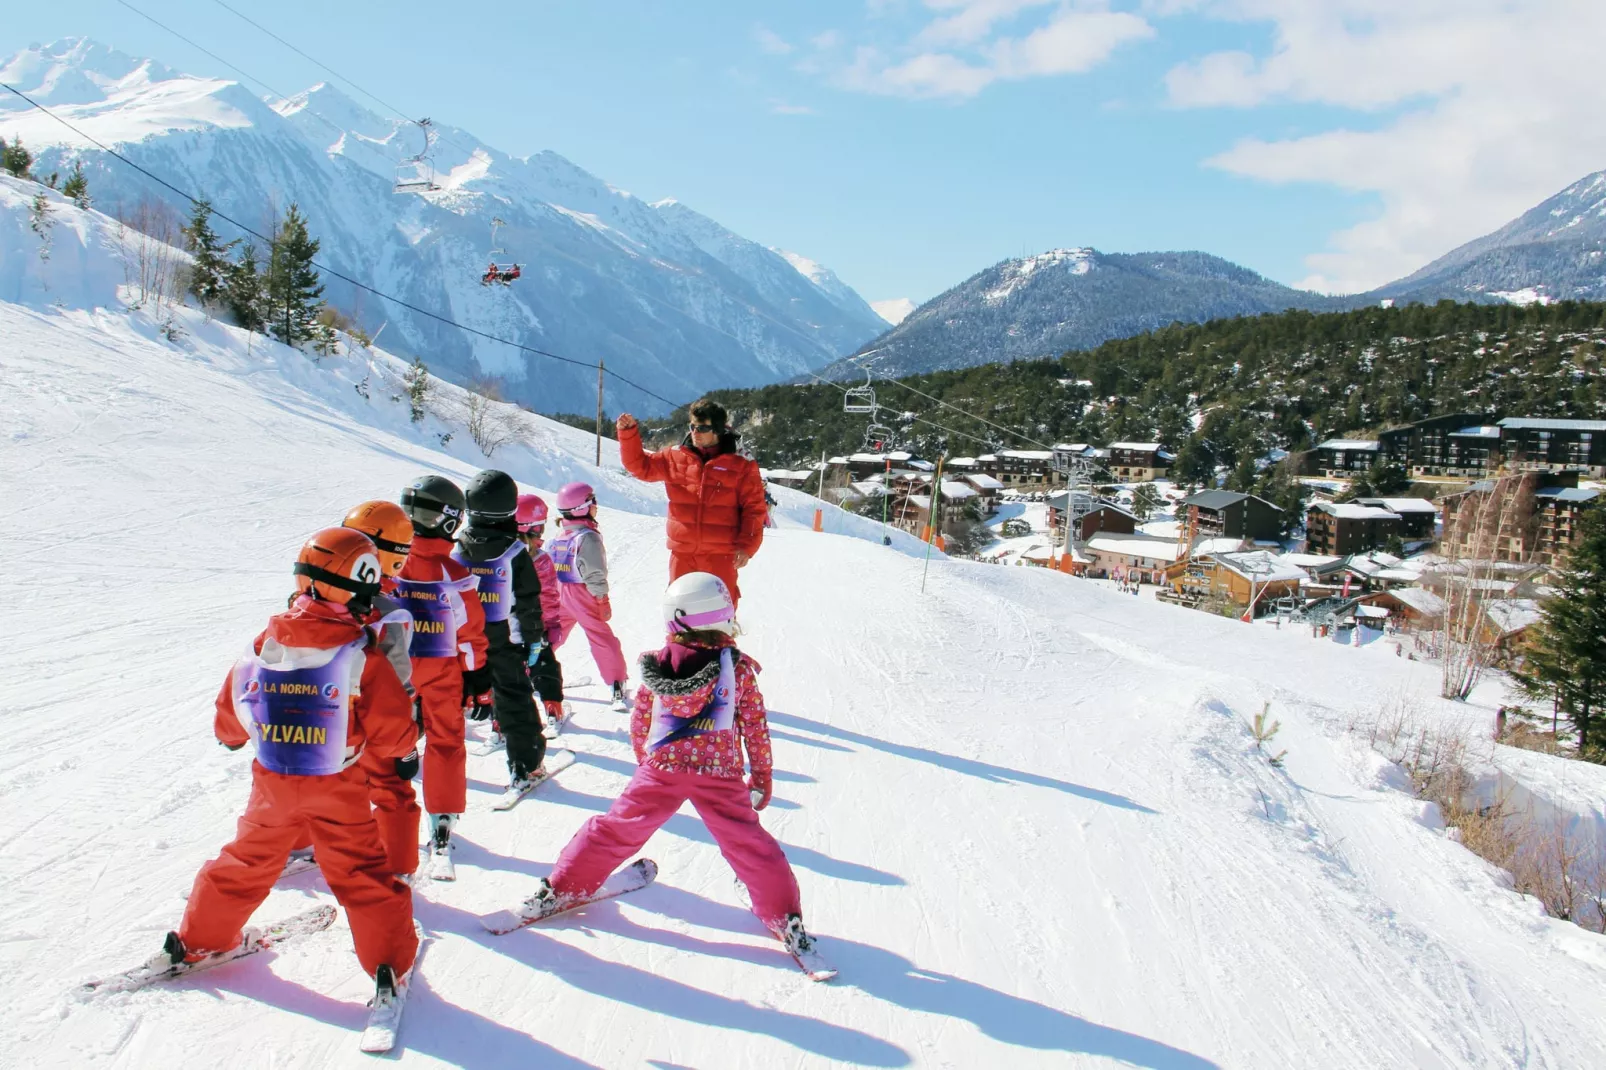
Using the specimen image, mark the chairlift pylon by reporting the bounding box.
[843,368,876,414]
[393,118,442,194]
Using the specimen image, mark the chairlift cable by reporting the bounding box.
[1,81,687,411]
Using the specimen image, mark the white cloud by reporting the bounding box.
[755,26,794,55]
[1165,0,1606,292]
[768,99,819,116]
[830,1,1154,99]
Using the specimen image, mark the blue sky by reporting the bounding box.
[5,1,1604,306]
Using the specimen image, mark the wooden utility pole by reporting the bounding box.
[595,359,605,466]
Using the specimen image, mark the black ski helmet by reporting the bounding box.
[465,469,519,520]
[401,474,466,538]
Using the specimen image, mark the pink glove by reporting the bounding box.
[597,596,612,622]
[747,770,773,811]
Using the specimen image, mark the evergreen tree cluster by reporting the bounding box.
[184,199,337,351]
[1514,507,1606,760]
[707,301,1606,485]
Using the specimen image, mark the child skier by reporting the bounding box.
[153,528,419,1006]
[548,482,630,710]
[395,476,490,867]
[517,573,821,962]
[452,470,548,789]
[516,493,568,727]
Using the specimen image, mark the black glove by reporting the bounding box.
[394,750,420,780]
[461,664,493,699]
[412,694,424,729]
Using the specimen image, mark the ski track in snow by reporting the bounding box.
[5,197,1606,1068]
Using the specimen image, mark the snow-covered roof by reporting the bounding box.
[1108,442,1163,452]
[905,494,933,510]
[847,452,885,463]
[1535,486,1600,503]
[1499,418,1606,432]
[1372,567,1424,583]
[1310,502,1400,520]
[1085,533,1184,563]
[1194,537,1249,557]
[850,480,889,497]
[1356,605,1390,619]
[1279,552,1343,569]
[964,473,1004,490]
[940,481,977,499]
[1387,587,1448,617]
[909,459,937,472]
[999,449,1056,461]
[1316,439,1380,451]
[1053,443,1091,453]
[1449,425,1501,439]
[1484,598,1543,635]
[887,450,914,461]
[1213,551,1307,584]
[947,457,978,467]
[1356,497,1439,514]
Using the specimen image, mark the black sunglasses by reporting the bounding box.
[690,423,717,432]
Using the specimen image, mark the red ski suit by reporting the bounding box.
[618,423,767,606]
[179,597,418,978]
[395,536,488,836]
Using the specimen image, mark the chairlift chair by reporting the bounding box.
[393,118,442,194]
[864,423,896,452]
[843,369,876,414]
[480,217,522,286]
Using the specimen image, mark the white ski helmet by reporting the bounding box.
[663,572,737,636]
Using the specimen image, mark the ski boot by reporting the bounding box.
[610,682,630,712]
[542,700,566,739]
[516,877,564,921]
[774,914,818,958]
[372,962,408,1007]
[431,813,458,851]
[426,813,458,880]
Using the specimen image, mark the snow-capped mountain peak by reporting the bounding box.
[0,38,885,413]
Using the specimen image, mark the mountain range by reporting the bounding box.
[0,38,887,414]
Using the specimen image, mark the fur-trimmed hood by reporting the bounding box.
[637,646,727,697]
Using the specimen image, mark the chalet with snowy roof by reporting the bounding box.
[1105,443,1173,481]
[1177,490,1284,543]
[1353,498,1438,541]
[1046,492,1137,541]
[1305,501,1402,556]
[1497,417,1606,476]
[984,450,1064,487]
[760,468,814,490]
[1313,439,1380,476]
[961,472,1004,506]
[1084,532,1183,584]
[1164,550,1306,614]
[1376,413,1494,476]
[1372,586,1448,628]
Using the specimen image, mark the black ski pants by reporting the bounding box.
[485,620,546,778]
[528,643,565,704]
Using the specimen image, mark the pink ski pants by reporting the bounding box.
[549,765,802,926]
[554,583,628,686]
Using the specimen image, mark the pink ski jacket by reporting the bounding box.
[630,639,773,779]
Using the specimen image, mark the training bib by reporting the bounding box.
[647,650,737,753]
[235,640,362,775]
[452,542,522,623]
[393,578,460,658]
[549,529,586,585]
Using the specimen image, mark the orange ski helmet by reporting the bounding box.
[293,527,383,609]
[341,500,412,577]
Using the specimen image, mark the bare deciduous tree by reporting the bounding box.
[113,196,187,313]
[1432,474,1536,700]
[463,378,523,457]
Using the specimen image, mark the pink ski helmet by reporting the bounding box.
[556,481,596,519]
[515,493,548,534]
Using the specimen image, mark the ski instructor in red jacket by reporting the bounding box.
[617,398,768,606]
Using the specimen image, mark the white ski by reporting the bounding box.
[359,928,426,1054]
[480,858,658,935]
[734,878,837,982]
[563,675,594,690]
[489,749,577,811]
[278,851,317,881]
[610,685,633,713]
[542,701,574,740]
[427,843,455,881]
[470,729,506,757]
[77,904,337,999]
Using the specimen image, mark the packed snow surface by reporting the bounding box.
[5,189,1606,1069]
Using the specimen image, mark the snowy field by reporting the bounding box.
[5,185,1606,1068]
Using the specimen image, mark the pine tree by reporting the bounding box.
[0,136,32,178]
[265,203,325,347]
[1131,482,1160,521]
[183,200,236,307]
[61,161,90,209]
[225,242,267,333]
[28,192,53,260]
[403,356,430,423]
[1513,506,1606,759]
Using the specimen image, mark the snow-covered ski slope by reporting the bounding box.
[5,183,1606,1069]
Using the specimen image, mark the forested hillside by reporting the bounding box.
[710,301,1606,481]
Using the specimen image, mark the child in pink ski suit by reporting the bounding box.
[534,572,805,933]
[548,482,629,700]
[516,494,567,727]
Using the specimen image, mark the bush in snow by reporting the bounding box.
[402,357,430,423]
[0,135,31,178]
[61,162,89,210]
[28,192,52,261]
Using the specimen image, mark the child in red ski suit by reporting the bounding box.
[537,573,803,932]
[549,483,629,698]
[168,529,418,981]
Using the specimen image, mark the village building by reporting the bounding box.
[961,472,1004,507]
[1105,443,1173,481]
[1376,413,1494,475]
[1305,501,1402,556]
[1178,490,1285,543]
[1440,471,1601,567]
[1046,491,1138,541]
[1164,550,1306,613]
[1353,497,1439,541]
[1371,586,1448,630]
[1497,418,1606,476]
[1312,439,1381,476]
[1084,532,1184,584]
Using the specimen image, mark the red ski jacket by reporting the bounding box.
[619,424,768,557]
[214,597,417,763]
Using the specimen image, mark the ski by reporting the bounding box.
[489,749,577,811]
[470,730,506,757]
[542,701,574,740]
[278,852,318,881]
[563,675,594,691]
[76,904,338,999]
[735,879,837,982]
[359,927,427,1054]
[427,843,455,881]
[480,858,658,935]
